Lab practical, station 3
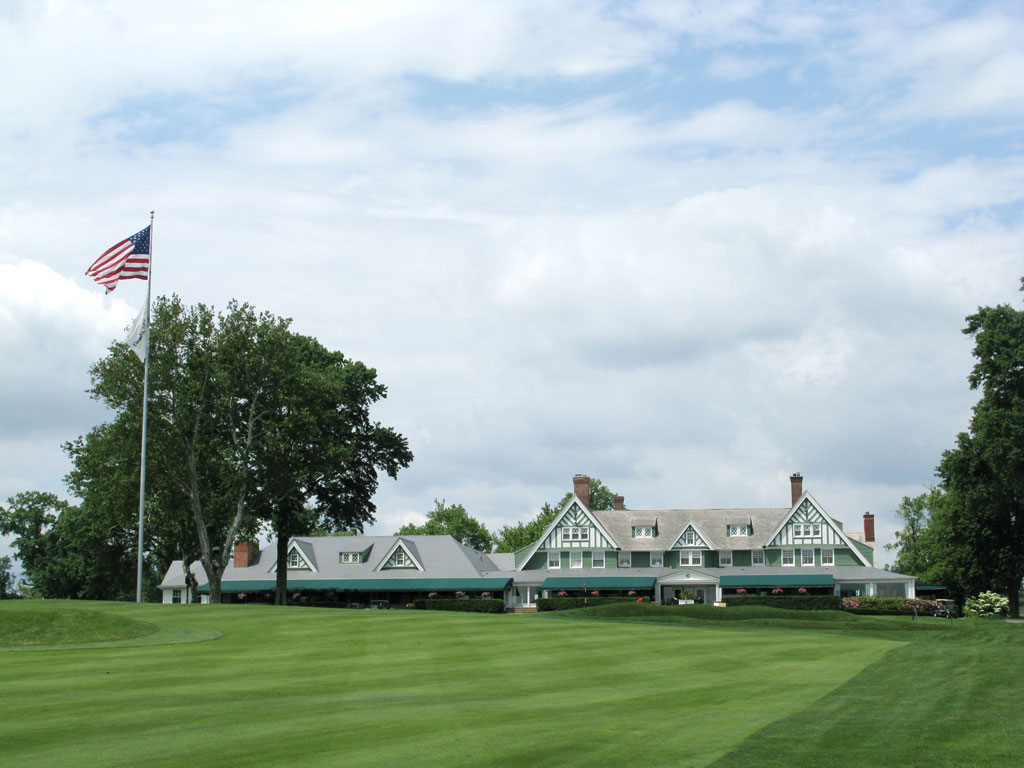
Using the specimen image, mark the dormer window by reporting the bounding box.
[681,529,697,546]
[633,526,654,538]
[727,525,749,537]
[340,552,360,564]
[394,549,407,567]
[287,550,301,568]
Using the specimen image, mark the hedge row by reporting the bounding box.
[413,598,505,613]
[841,596,939,614]
[726,595,843,611]
[537,597,640,612]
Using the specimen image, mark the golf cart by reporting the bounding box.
[932,599,958,619]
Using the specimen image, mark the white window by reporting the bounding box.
[562,527,589,542]
[681,529,697,546]
[633,526,654,538]
[719,551,732,567]
[394,549,407,567]
[570,551,583,569]
[728,525,749,537]
[821,548,835,566]
[650,552,664,567]
[812,524,821,537]
[172,589,182,604]
[287,550,302,568]
[619,551,631,568]
[547,551,560,569]
[678,550,702,567]
[751,549,765,566]
[793,523,806,537]
[340,552,360,564]
[592,550,605,568]
[802,549,815,566]
[782,549,795,566]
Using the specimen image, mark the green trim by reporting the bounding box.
[201,578,512,594]
[720,574,835,588]
[541,576,656,589]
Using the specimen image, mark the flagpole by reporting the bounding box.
[136,211,154,603]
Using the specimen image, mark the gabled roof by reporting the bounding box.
[375,538,424,571]
[666,519,714,550]
[763,492,871,566]
[516,494,620,570]
[269,539,318,572]
[159,560,209,589]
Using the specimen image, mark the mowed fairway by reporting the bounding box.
[0,601,899,768]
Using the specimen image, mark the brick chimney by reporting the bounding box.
[573,474,590,509]
[613,495,625,511]
[863,513,875,543]
[790,473,803,506]
[234,541,259,568]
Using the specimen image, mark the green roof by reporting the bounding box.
[200,578,511,594]
[541,576,657,589]
[720,574,834,588]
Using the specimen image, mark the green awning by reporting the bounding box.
[915,584,946,592]
[200,578,511,594]
[541,576,657,590]
[720,574,834,588]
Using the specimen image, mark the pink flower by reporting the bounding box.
[772,588,783,595]
[798,587,807,594]
[737,589,747,594]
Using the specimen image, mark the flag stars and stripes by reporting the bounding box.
[86,225,151,293]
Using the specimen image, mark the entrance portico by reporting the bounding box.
[657,569,720,605]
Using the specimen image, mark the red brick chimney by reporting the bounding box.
[863,513,875,543]
[790,473,803,506]
[234,541,259,567]
[573,474,590,509]
[613,495,625,511]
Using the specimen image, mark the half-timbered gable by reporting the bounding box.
[764,494,870,566]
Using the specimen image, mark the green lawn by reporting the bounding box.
[0,601,1020,767]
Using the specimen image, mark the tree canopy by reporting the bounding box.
[493,477,622,553]
[66,295,412,602]
[395,500,493,552]
[931,279,1024,615]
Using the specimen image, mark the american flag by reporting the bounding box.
[86,226,151,293]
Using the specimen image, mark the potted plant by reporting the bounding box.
[772,588,783,595]
[678,590,695,605]
[557,590,568,597]
[736,588,747,594]
[798,587,808,594]
[590,590,599,596]
[428,592,438,598]
[481,591,491,598]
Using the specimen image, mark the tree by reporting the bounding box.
[396,500,493,552]
[0,491,142,600]
[936,279,1024,617]
[0,556,14,599]
[493,477,622,553]
[69,295,412,603]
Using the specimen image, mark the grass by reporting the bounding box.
[0,600,1020,767]
[0,602,156,646]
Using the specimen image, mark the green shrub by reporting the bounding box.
[412,599,505,613]
[537,597,640,612]
[964,591,1009,618]
[726,595,842,611]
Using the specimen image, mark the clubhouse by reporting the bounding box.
[160,473,916,607]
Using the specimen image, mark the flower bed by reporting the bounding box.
[841,596,940,615]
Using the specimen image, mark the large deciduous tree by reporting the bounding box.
[396,500,493,552]
[68,295,412,603]
[937,279,1024,617]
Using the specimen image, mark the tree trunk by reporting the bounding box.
[1008,579,1021,618]
[275,535,288,605]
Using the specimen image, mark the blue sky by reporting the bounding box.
[1,1,1022,574]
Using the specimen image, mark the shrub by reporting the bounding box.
[537,597,639,612]
[964,591,1009,618]
[413,599,505,613]
[841,596,939,615]
[728,595,842,611]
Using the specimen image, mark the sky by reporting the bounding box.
[2,1,1022,576]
